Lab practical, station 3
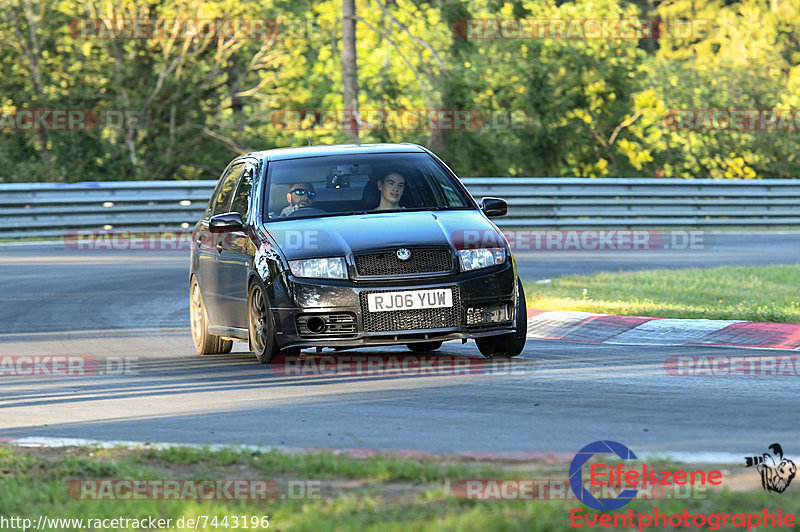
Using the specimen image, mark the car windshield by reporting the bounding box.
[264,152,474,221]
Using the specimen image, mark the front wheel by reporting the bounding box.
[475,279,527,358]
[247,281,301,363]
[190,277,233,355]
[248,281,281,363]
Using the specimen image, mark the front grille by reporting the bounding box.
[360,287,461,333]
[355,248,453,276]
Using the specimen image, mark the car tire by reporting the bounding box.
[190,277,233,355]
[475,279,527,358]
[248,280,284,363]
[406,341,443,352]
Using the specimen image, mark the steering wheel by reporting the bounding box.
[285,206,327,217]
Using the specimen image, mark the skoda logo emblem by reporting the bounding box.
[396,248,412,261]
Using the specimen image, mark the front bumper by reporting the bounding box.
[270,262,518,349]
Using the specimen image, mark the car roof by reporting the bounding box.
[248,143,427,162]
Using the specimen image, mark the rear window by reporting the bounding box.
[264,152,473,221]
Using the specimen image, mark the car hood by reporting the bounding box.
[267,210,505,260]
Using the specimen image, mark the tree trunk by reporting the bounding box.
[342,0,360,142]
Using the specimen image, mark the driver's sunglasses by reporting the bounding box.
[290,189,316,198]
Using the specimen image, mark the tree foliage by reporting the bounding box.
[0,0,798,181]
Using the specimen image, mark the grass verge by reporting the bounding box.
[0,444,795,531]
[523,265,800,322]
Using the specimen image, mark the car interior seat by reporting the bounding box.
[361,178,381,210]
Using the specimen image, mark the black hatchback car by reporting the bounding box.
[190,143,527,362]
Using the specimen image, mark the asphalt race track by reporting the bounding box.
[513,231,800,279]
[1,233,798,456]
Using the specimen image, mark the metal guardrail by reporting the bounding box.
[460,178,800,228]
[2,178,800,238]
[0,181,217,238]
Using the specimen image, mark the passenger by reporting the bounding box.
[280,183,316,217]
[375,172,405,210]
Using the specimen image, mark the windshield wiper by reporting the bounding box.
[269,207,467,221]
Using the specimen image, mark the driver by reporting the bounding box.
[280,182,316,217]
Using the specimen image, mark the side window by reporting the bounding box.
[211,163,244,216]
[230,163,255,221]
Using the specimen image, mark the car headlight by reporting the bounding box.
[289,257,347,279]
[458,248,506,272]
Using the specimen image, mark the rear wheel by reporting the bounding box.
[190,277,233,355]
[406,341,443,352]
[475,279,527,358]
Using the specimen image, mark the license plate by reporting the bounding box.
[367,288,453,312]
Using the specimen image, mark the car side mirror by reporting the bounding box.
[480,197,508,217]
[209,212,245,233]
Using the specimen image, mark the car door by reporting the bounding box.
[196,161,245,326]
[216,161,257,329]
